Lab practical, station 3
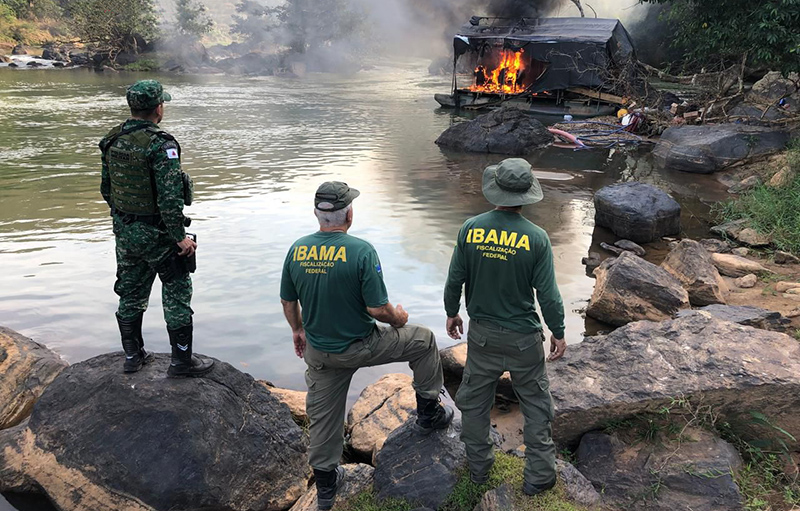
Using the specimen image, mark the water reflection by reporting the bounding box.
[0,60,728,403]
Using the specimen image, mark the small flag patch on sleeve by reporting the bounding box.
[166,148,179,159]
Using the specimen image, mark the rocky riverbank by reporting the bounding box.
[2,291,800,511]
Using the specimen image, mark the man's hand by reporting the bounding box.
[293,329,307,358]
[548,335,567,362]
[177,236,197,257]
[446,314,464,340]
[391,304,409,328]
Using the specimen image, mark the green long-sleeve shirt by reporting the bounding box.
[100,120,187,243]
[444,210,565,338]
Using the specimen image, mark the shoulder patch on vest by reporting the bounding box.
[165,147,179,159]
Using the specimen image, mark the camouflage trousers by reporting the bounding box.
[113,216,192,330]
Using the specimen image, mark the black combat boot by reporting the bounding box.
[117,312,153,373]
[415,392,455,435]
[166,323,215,378]
[522,477,556,496]
[314,466,345,511]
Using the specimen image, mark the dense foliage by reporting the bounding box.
[640,0,800,75]
[232,0,364,53]
[64,0,156,52]
[0,0,60,20]
[176,0,213,37]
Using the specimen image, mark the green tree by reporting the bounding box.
[232,0,364,53]
[0,0,60,19]
[640,0,800,75]
[66,0,157,52]
[175,0,213,37]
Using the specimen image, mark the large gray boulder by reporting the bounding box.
[748,71,798,104]
[576,428,743,511]
[549,313,800,449]
[0,327,67,430]
[594,183,681,243]
[587,251,690,326]
[374,417,466,510]
[653,124,790,174]
[0,353,310,511]
[661,239,728,306]
[435,106,554,155]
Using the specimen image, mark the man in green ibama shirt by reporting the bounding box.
[280,181,454,511]
[444,158,567,497]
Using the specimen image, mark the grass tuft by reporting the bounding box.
[715,140,800,254]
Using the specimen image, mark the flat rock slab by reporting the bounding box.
[346,373,416,462]
[289,463,373,511]
[549,313,800,449]
[653,124,790,174]
[675,305,791,332]
[434,106,554,155]
[374,417,466,510]
[0,326,67,430]
[661,239,728,306]
[710,253,770,277]
[0,353,310,511]
[594,182,681,243]
[587,251,690,326]
[577,428,743,511]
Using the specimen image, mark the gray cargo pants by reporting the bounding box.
[456,319,555,487]
[303,323,443,471]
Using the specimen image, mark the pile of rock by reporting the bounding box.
[3,316,800,511]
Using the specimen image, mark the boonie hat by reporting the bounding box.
[126,80,172,110]
[315,181,361,211]
[482,158,544,207]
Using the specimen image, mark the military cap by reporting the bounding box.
[126,80,172,110]
[315,182,361,211]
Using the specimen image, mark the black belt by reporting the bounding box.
[111,207,163,227]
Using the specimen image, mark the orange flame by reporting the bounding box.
[469,49,526,94]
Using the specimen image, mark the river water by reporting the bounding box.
[0,59,729,411]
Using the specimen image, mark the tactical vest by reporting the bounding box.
[100,123,181,216]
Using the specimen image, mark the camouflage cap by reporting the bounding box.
[126,80,172,110]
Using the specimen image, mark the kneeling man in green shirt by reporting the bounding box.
[444,158,567,496]
[281,181,454,511]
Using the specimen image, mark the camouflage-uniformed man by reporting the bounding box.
[280,182,454,511]
[444,158,567,496]
[100,80,213,377]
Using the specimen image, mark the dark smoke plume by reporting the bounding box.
[485,0,561,19]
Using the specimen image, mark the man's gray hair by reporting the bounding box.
[315,204,351,227]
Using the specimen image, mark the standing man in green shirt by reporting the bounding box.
[443,158,567,496]
[280,182,454,511]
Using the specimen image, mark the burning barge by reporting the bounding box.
[436,16,637,118]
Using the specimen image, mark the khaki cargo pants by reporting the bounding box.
[303,323,443,471]
[456,319,555,487]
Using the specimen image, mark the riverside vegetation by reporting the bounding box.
[717,139,800,254]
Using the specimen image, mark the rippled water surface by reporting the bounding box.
[0,61,729,408]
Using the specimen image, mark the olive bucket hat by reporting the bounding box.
[126,80,172,110]
[482,158,544,207]
[314,181,361,211]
